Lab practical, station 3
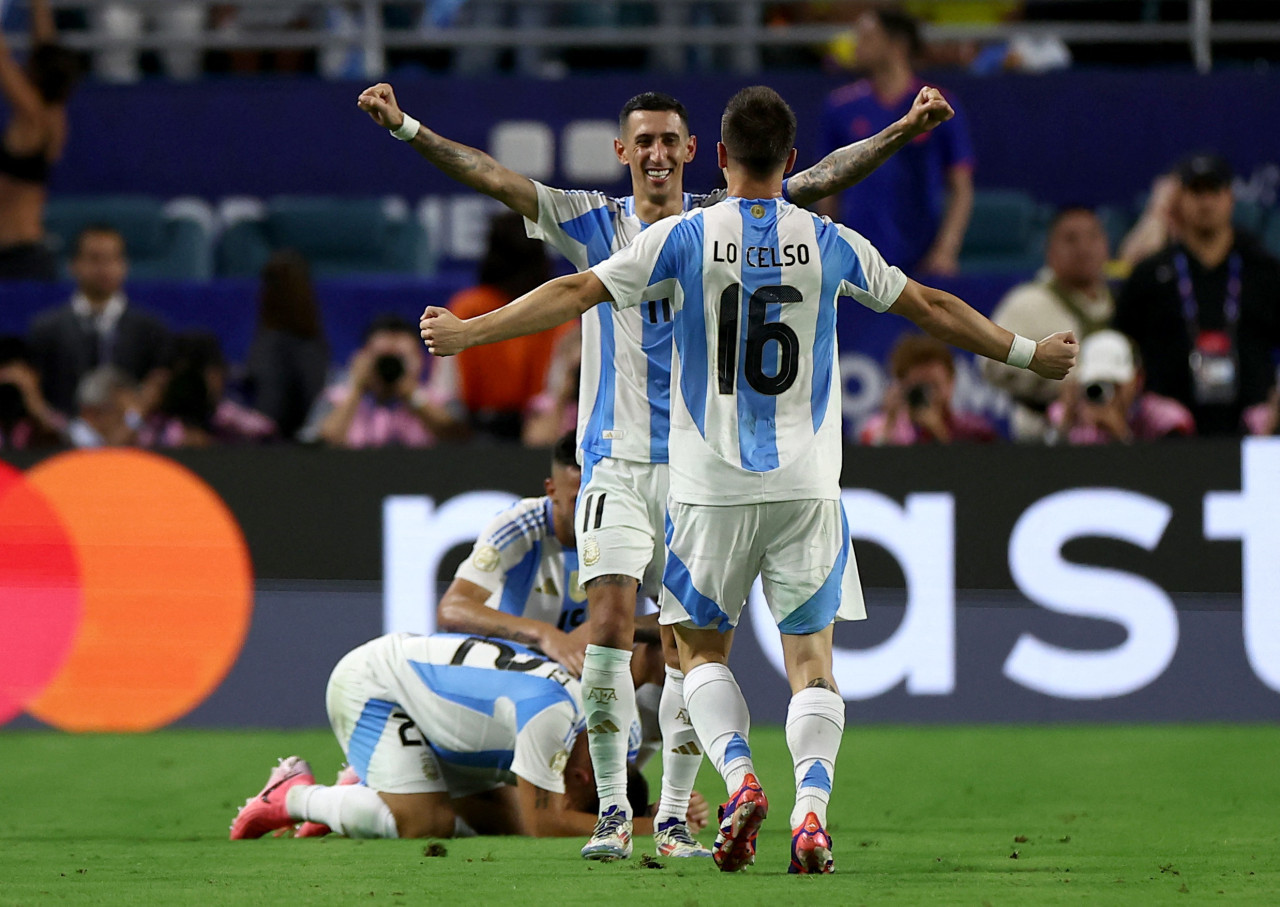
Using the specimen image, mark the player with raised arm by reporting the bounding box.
[228,633,694,842]
[359,80,954,862]
[419,86,1076,873]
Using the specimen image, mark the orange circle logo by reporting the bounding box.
[0,449,253,731]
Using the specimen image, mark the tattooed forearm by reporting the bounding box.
[412,131,497,183]
[787,126,911,207]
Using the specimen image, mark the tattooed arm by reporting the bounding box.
[357,82,539,220]
[437,578,587,676]
[789,85,955,210]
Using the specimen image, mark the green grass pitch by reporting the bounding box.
[3,724,1278,905]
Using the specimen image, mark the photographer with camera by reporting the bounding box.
[310,313,457,448]
[1047,330,1194,445]
[860,333,998,446]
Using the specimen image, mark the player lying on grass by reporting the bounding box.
[360,78,956,864]
[230,632,708,841]
[418,88,1076,872]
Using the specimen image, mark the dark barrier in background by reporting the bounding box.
[50,70,1280,206]
[2,439,1277,729]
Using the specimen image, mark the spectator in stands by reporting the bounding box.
[0,0,80,281]
[522,322,581,448]
[244,250,329,440]
[307,313,455,448]
[66,365,139,448]
[427,212,559,442]
[1244,379,1279,436]
[0,335,64,449]
[982,207,1114,442]
[860,334,998,445]
[1048,330,1194,444]
[27,225,170,417]
[91,2,203,82]
[817,8,974,276]
[1117,171,1180,271]
[141,331,276,448]
[1115,153,1280,436]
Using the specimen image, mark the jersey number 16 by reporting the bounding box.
[717,283,802,396]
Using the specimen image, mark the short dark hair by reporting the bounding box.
[1047,205,1100,233]
[875,9,923,58]
[552,431,579,471]
[720,86,796,178]
[890,333,955,381]
[28,43,81,104]
[73,224,125,258]
[618,91,690,135]
[362,313,417,343]
[0,336,32,368]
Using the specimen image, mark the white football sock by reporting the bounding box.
[581,644,636,816]
[655,666,703,826]
[683,662,753,794]
[785,687,845,828]
[286,784,399,839]
[634,680,663,769]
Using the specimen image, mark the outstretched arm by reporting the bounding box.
[890,278,1078,380]
[421,271,609,356]
[358,82,539,220]
[788,86,954,209]
[30,0,56,44]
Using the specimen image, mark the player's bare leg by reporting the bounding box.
[674,625,767,871]
[780,627,842,874]
[580,574,640,859]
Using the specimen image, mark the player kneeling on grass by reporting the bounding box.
[229,632,707,841]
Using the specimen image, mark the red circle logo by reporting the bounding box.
[0,449,253,731]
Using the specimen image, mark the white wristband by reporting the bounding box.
[1006,333,1036,369]
[391,113,420,141]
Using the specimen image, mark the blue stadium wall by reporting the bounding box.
[41,69,1280,204]
[2,439,1277,729]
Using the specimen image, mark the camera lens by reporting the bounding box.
[906,384,931,408]
[1084,382,1113,404]
[374,354,406,386]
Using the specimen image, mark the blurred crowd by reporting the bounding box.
[1,2,1277,451]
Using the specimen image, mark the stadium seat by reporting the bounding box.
[959,189,1045,275]
[216,195,434,278]
[44,195,214,280]
[1232,199,1270,235]
[1262,212,1280,260]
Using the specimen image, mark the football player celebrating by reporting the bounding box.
[419,86,1075,872]
[360,79,955,862]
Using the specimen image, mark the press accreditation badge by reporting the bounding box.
[1190,330,1238,405]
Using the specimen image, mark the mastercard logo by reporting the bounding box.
[0,449,253,731]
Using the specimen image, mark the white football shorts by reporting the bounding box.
[659,498,867,633]
[325,648,499,798]
[575,454,668,598]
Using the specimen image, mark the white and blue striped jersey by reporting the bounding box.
[352,632,584,793]
[593,197,907,505]
[454,496,588,632]
[525,181,721,465]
